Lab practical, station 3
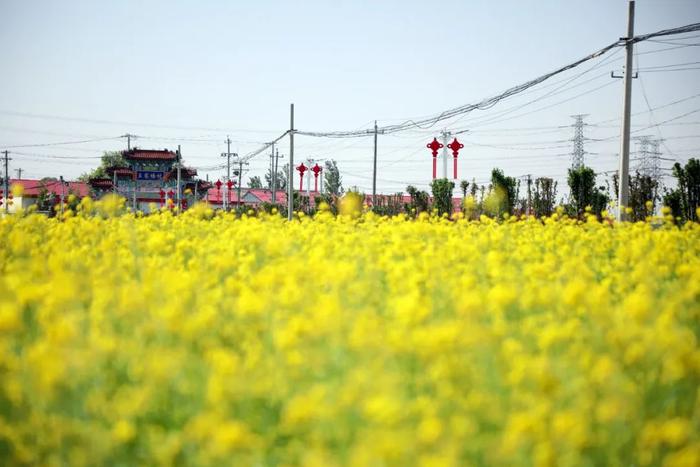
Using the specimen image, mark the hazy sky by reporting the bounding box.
[1,0,699,196]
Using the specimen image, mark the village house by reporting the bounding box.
[1,178,90,214]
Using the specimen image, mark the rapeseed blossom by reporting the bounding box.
[0,201,699,465]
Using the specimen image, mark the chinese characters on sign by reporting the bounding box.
[137,171,165,181]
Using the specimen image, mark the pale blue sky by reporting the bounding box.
[1,0,699,196]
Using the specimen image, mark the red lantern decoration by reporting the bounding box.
[446,138,464,180]
[167,189,174,199]
[159,188,165,207]
[215,179,222,191]
[311,163,323,192]
[296,163,308,191]
[426,138,443,180]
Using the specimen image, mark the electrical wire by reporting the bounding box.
[297,41,624,138]
[293,22,700,139]
[1,136,123,149]
[0,111,283,134]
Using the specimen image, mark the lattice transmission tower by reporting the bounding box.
[570,114,589,169]
[648,139,663,182]
[634,135,652,176]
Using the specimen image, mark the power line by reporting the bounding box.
[293,21,700,139]
[637,60,700,70]
[298,42,624,138]
[0,110,282,134]
[636,42,700,55]
[0,136,122,150]
[639,66,700,73]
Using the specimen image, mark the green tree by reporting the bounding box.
[611,170,660,221]
[264,163,287,191]
[79,151,128,181]
[629,172,658,221]
[663,158,700,222]
[459,180,470,198]
[406,185,430,215]
[532,177,557,218]
[490,168,519,216]
[248,176,263,189]
[430,178,455,216]
[372,193,404,216]
[323,160,343,196]
[663,189,683,220]
[567,165,608,218]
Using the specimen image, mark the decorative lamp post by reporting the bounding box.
[296,163,307,191]
[312,163,323,193]
[446,138,464,180]
[426,138,444,180]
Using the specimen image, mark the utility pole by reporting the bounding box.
[570,114,589,169]
[269,142,275,191]
[222,136,234,211]
[128,133,138,210]
[176,145,182,212]
[59,175,65,218]
[14,168,22,179]
[272,148,282,203]
[288,103,295,221]
[235,157,247,212]
[372,121,378,206]
[122,133,135,150]
[306,158,312,202]
[3,150,9,214]
[226,136,232,183]
[318,157,324,194]
[527,174,532,215]
[440,129,452,179]
[370,121,384,206]
[617,0,635,220]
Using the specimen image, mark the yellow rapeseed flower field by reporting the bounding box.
[1,199,699,466]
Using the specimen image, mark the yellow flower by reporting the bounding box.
[11,183,24,197]
[112,420,136,443]
[0,204,697,465]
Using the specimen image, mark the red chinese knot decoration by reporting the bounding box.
[426,138,444,180]
[447,138,464,179]
[296,163,308,191]
[311,163,323,192]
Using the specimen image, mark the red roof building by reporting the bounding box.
[9,178,90,198]
[122,149,177,161]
